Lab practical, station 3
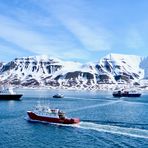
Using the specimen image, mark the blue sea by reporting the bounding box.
[0,88,148,148]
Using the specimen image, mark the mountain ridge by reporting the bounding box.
[0,53,147,88]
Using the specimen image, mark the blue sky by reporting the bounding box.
[0,0,148,62]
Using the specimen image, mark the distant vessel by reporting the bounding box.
[113,89,141,97]
[0,87,22,100]
[53,93,64,98]
[27,105,80,124]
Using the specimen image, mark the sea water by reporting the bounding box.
[0,88,148,148]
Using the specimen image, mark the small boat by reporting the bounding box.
[0,87,22,100]
[113,90,141,97]
[53,93,64,98]
[27,105,80,124]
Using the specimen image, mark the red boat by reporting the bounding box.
[27,106,80,124]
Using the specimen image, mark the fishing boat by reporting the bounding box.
[0,87,22,100]
[53,93,64,98]
[113,89,141,97]
[27,105,80,124]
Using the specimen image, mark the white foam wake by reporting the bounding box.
[79,122,148,139]
[25,116,148,139]
[68,100,121,113]
[65,96,103,101]
[123,100,148,106]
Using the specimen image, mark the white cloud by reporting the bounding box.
[126,28,144,49]
[61,49,90,61]
[0,14,79,58]
[2,0,147,62]
[58,18,112,51]
[0,15,50,53]
[0,44,20,55]
[0,44,25,61]
[36,0,113,51]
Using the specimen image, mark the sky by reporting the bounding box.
[0,0,148,62]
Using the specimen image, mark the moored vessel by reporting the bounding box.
[113,89,141,97]
[0,87,22,100]
[53,93,64,98]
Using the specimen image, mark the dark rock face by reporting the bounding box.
[104,60,113,72]
[0,62,3,69]
[98,75,111,83]
[46,65,62,74]
[0,61,17,73]
[45,80,60,87]
[83,72,94,79]
[95,64,106,73]
[21,79,40,86]
[65,71,81,79]
[10,79,21,85]
[64,71,94,80]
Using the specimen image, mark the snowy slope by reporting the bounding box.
[0,53,147,88]
[0,62,3,70]
[140,56,148,79]
[100,53,144,81]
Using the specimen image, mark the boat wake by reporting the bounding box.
[65,96,116,101]
[67,100,121,113]
[25,117,148,139]
[64,96,102,101]
[78,122,148,139]
[123,100,148,106]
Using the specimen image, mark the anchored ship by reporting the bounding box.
[113,89,141,97]
[0,87,22,100]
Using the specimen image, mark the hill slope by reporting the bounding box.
[0,54,147,88]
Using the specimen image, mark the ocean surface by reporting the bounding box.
[0,88,148,148]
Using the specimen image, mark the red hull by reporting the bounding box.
[27,111,80,124]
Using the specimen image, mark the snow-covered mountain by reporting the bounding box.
[0,54,147,88]
[100,53,144,81]
[0,62,4,70]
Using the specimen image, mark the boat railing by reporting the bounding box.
[34,105,60,117]
[113,90,121,94]
[0,88,16,94]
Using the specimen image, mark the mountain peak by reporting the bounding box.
[14,55,61,62]
[105,53,140,60]
[0,53,147,88]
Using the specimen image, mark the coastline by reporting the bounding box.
[13,83,148,92]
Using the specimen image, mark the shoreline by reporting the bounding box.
[13,83,148,92]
